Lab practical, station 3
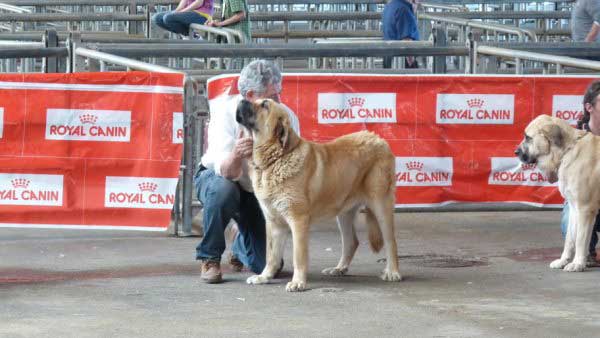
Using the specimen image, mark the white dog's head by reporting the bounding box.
[515,114,573,183]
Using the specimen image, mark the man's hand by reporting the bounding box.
[206,20,221,27]
[233,130,253,159]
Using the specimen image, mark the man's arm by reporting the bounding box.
[585,22,600,42]
[586,1,600,42]
[179,0,205,12]
[211,11,245,27]
[174,0,189,12]
[219,131,252,179]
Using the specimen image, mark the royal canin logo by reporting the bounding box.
[552,95,583,126]
[0,174,64,206]
[488,157,555,186]
[46,109,131,142]
[395,157,453,187]
[78,114,98,124]
[466,98,484,109]
[138,182,158,192]
[347,97,366,108]
[11,178,30,189]
[405,161,424,171]
[105,176,178,210]
[436,94,515,125]
[318,93,397,124]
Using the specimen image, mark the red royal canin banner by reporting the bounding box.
[207,74,598,208]
[0,72,184,230]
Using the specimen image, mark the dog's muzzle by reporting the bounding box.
[236,99,256,130]
[515,146,536,164]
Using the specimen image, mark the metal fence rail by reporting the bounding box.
[0,13,147,22]
[0,46,67,58]
[91,41,465,58]
[474,44,600,74]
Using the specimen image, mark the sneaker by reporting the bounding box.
[201,260,223,284]
[229,254,244,272]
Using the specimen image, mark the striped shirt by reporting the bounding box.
[221,0,251,41]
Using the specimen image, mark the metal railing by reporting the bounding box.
[474,44,600,74]
[420,12,538,42]
[0,3,32,13]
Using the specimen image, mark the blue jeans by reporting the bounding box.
[194,168,266,274]
[152,11,207,36]
[560,202,600,257]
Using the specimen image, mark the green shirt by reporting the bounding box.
[222,0,251,42]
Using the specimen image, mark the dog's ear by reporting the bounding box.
[546,124,564,148]
[274,117,289,150]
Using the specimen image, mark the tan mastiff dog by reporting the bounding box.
[515,114,599,272]
[236,98,401,292]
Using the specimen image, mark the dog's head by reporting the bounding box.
[236,98,299,153]
[515,115,569,183]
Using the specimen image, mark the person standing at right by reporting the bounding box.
[571,0,600,42]
[382,0,420,69]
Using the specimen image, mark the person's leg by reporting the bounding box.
[383,56,392,69]
[589,209,600,258]
[560,202,570,239]
[231,190,267,274]
[194,169,241,262]
[151,11,171,32]
[163,11,208,36]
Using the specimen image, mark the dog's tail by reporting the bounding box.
[365,208,383,253]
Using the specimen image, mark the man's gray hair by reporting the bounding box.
[237,59,282,97]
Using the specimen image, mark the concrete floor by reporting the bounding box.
[1,211,600,338]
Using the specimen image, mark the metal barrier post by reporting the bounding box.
[180,76,197,236]
[67,32,85,72]
[433,25,447,73]
[43,29,59,73]
[129,0,139,35]
[468,37,476,74]
[145,5,153,38]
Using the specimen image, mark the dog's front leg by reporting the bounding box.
[287,216,309,292]
[247,220,287,285]
[564,207,596,272]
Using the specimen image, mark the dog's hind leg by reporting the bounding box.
[564,207,597,272]
[322,205,360,276]
[368,197,402,282]
[551,204,578,269]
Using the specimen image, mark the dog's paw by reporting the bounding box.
[285,280,307,292]
[246,274,270,285]
[380,269,403,282]
[321,267,348,276]
[563,262,586,272]
[549,259,568,269]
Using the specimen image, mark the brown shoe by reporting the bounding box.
[587,254,600,267]
[201,260,223,284]
[229,254,244,272]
